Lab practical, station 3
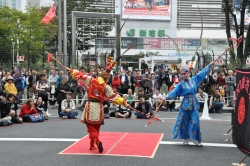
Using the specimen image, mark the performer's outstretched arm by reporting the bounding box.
[192,64,211,85]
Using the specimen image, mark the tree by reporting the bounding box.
[224,0,250,66]
[0,6,57,69]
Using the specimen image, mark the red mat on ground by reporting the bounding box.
[60,132,163,158]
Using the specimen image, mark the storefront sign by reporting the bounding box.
[127,29,166,37]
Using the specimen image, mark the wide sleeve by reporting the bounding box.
[104,85,126,105]
[166,83,182,100]
[192,64,211,85]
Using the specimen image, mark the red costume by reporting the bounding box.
[70,57,128,153]
[112,76,121,92]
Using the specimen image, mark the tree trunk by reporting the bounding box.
[224,0,235,60]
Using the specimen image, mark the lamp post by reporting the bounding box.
[11,42,15,69]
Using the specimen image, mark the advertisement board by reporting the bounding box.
[122,0,171,20]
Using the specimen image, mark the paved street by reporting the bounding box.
[0,109,248,166]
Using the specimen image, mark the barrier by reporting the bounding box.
[200,99,212,120]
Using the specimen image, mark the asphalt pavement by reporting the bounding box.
[0,108,249,166]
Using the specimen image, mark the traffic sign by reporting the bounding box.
[215,59,223,65]
[90,61,96,65]
[246,59,250,65]
[17,56,24,61]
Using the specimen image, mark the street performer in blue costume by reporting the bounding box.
[166,60,214,147]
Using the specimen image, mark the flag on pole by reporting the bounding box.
[47,53,53,63]
[42,3,56,24]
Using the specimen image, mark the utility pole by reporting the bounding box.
[57,0,63,69]
[63,0,67,67]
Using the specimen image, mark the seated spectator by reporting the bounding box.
[4,76,18,99]
[19,99,38,122]
[60,91,78,119]
[114,94,132,118]
[196,86,208,111]
[127,88,136,107]
[0,96,13,122]
[209,88,224,114]
[138,88,149,100]
[35,97,48,120]
[103,98,110,118]
[153,90,162,108]
[6,93,22,123]
[36,74,50,112]
[134,96,152,119]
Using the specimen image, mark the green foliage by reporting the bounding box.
[0,6,57,69]
[177,58,182,64]
[132,52,145,69]
[191,56,196,62]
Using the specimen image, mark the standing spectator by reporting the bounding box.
[60,91,78,119]
[173,73,180,85]
[127,88,136,107]
[13,69,24,104]
[127,71,135,94]
[119,70,129,95]
[221,65,228,76]
[149,74,158,96]
[28,68,40,99]
[48,70,58,105]
[201,73,213,94]
[56,71,67,86]
[142,70,151,95]
[57,76,70,117]
[163,62,169,71]
[122,62,129,71]
[134,70,142,99]
[153,63,159,72]
[225,70,235,107]
[158,68,169,96]
[167,69,174,91]
[141,60,148,75]
[19,99,38,122]
[112,72,121,93]
[36,74,50,113]
[134,96,152,119]
[209,88,224,113]
[218,71,226,97]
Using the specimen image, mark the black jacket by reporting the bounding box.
[28,75,40,88]
[158,72,170,87]
[119,74,129,85]
[135,101,152,114]
[57,83,70,101]
[0,101,8,118]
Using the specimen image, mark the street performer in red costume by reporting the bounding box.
[67,56,130,153]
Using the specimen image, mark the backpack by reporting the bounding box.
[0,119,13,127]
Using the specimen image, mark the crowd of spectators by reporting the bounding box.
[0,61,236,126]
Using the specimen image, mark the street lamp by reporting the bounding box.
[181,43,191,56]
[11,42,15,69]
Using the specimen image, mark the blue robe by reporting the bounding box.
[166,64,211,142]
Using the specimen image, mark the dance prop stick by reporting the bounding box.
[212,36,242,64]
[145,99,164,128]
[46,51,68,69]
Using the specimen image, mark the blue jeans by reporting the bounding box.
[212,102,224,113]
[134,112,147,119]
[60,111,78,118]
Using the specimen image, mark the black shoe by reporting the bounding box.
[98,141,103,153]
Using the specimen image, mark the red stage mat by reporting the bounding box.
[60,132,163,158]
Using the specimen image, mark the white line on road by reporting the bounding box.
[160,141,236,148]
[0,138,236,148]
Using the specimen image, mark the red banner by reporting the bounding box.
[42,3,56,24]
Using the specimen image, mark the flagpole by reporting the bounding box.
[63,0,67,68]
[58,0,63,70]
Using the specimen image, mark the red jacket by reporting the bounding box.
[19,104,38,117]
[112,77,121,90]
[173,77,180,84]
[218,76,226,87]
